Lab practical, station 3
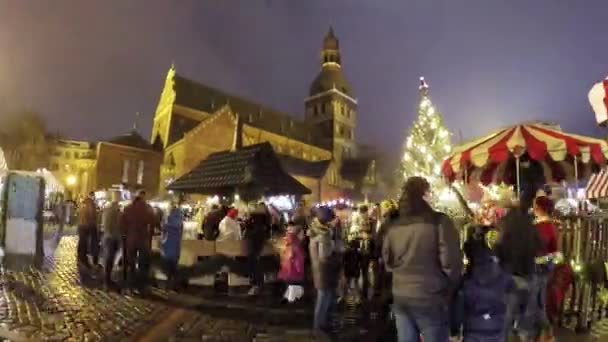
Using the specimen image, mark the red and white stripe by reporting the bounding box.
[442,123,608,185]
[586,169,608,199]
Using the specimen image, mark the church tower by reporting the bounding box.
[150,65,177,149]
[305,27,357,161]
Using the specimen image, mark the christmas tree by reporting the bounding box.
[399,77,452,196]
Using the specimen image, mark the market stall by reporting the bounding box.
[159,142,311,286]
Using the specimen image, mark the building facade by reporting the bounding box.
[47,132,163,198]
[151,28,376,202]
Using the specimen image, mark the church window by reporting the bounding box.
[137,160,145,185]
[122,160,130,184]
[248,113,253,122]
[313,106,318,116]
[290,120,294,128]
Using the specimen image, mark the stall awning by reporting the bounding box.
[586,169,608,199]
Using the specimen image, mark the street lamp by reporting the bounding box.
[66,175,77,186]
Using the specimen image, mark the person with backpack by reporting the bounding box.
[452,224,514,342]
[382,177,463,342]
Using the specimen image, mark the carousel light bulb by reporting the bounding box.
[403,153,411,161]
[439,129,448,138]
[444,145,451,152]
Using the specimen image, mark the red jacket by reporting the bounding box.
[535,220,558,256]
[121,198,155,247]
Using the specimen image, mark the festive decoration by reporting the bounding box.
[589,76,608,126]
[399,77,452,199]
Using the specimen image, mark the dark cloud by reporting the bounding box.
[0,0,607,151]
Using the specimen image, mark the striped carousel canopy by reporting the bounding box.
[586,169,608,199]
[442,123,608,185]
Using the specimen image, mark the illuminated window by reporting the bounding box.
[122,160,130,183]
[137,160,145,185]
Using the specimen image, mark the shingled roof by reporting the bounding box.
[278,154,331,179]
[170,74,327,149]
[167,142,310,196]
[106,131,159,151]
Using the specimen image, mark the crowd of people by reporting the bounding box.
[72,176,569,341]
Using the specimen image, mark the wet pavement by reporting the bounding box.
[0,233,596,341]
[0,237,172,341]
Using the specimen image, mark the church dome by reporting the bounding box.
[309,26,353,97]
[309,68,353,96]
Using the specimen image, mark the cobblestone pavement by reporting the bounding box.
[0,237,172,341]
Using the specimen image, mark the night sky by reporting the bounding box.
[1,1,607,156]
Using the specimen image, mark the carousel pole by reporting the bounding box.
[574,155,580,193]
[515,156,521,197]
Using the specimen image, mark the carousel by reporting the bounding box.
[441,121,608,331]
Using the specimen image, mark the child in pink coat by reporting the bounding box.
[278,223,306,302]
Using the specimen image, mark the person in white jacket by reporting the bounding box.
[217,208,242,241]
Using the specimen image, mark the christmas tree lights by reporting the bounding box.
[399,77,452,200]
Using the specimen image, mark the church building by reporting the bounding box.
[151,28,376,202]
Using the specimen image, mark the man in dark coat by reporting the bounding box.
[383,177,462,342]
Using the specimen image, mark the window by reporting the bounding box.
[65,151,71,159]
[349,129,354,140]
[137,160,145,185]
[337,124,344,136]
[122,159,130,183]
[313,106,318,116]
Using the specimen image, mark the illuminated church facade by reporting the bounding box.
[150,28,376,202]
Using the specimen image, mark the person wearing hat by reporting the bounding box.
[217,208,241,241]
[309,206,340,338]
[383,176,462,342]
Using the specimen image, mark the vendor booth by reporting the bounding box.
[159,142,311,287]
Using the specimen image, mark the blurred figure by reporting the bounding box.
[77,192,99,269]
[161,201,184,290]
[102,191,122,290]
[452,225,514,342]
[217,208,241,241]
[383,177,462,342]
[532,196,559,339]
[121,190,156,294]
[494,190,543,341]
[278,222,306,303]
[309,206,340,339]
[202,204,224,241]
[244,205,271,296]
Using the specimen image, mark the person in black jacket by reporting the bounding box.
[494,189,543,341]
[244,204,271,296]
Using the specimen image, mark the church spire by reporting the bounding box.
[321,26,341,68]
